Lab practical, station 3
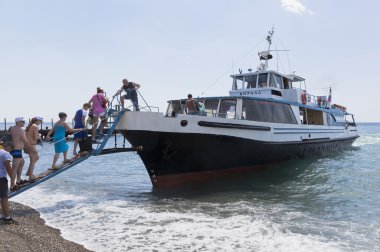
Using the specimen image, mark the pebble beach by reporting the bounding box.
[0,202,91,252]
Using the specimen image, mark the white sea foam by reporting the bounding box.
[16,190,347,252]
[353,134,380,147]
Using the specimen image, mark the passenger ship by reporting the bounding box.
[116,29,359,187]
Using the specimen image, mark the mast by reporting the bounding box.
[265,27,274,70]
[258,27,274,71]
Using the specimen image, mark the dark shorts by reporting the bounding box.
[123,90,138,100]
[0,177,8,198]
[10,149,22,158]
[74,126,87,140]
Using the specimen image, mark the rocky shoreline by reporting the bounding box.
[0,202,91,252]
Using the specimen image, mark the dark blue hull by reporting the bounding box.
[121,130,358,187]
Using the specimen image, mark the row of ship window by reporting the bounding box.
[167,99,347,126]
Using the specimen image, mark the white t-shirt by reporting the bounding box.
[0,149,12,178]
[82,109,88,117]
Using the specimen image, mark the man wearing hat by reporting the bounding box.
[9,117,34,190]
[26,116,43,181]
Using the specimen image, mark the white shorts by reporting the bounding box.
[93,111,105,117]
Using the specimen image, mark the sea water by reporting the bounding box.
[9,123,380,251]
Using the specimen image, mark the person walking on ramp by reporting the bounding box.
[73,103,90,155]
[25,116,43,181]
[9,117,35,190]
[88,87,108,143]
[46,112,83,169]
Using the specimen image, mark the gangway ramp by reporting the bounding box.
[9,154,92,199]
[8,109,138,199]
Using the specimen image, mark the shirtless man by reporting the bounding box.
[10,117,34,189]
[185,94,199,115]
[25,116,43,180]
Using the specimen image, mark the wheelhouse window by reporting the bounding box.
[345,114,356,126]
[242,99,297,124]
[233,76,248,90]
[274,74,283,89]
[218,99,237,119]
[269,73,283,89]
[283,78,292,89]
[246,75,258,89]
[233,75,258,90]
[269,74,275,88]
[258,73,268,87]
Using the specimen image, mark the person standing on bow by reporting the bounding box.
[116,79,140,111]
[88,87,109,143]
[25,116,43,181]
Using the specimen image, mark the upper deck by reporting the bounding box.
[165,28,354,127]
[229,70,310,104]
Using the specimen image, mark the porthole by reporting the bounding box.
[180,120,188,127]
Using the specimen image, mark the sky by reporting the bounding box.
[1,0,379,122]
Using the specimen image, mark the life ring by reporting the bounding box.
[301,92,307,105]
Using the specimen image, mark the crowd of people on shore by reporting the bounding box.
[0,79,141,224]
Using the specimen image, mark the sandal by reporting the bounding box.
[10,184,21,191]
[29,175,41,182]
[64,159,73,164]
[48,166,60,170]
[16,179,28,185]
[2,217,14,224]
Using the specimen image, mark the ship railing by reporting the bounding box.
[294,88,330,109]
[139,106,160,112]
[109,89,158,113]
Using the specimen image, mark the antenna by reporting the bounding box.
[257,27,275,71]
[276,45,279,71]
